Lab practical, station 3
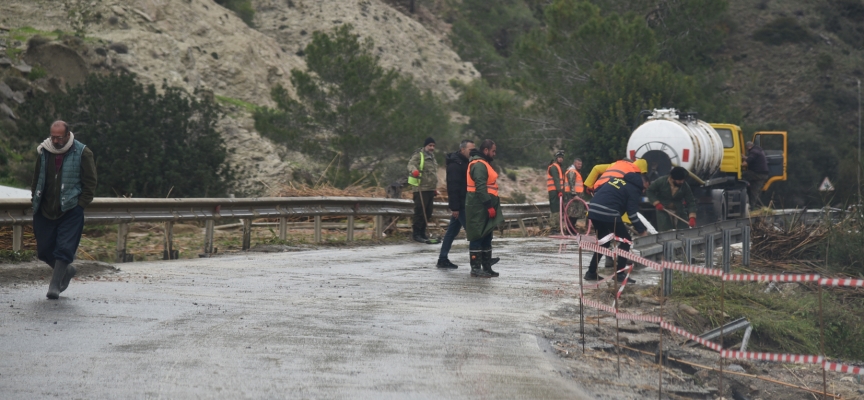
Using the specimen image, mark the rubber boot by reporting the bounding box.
[482,249,499,277]
[47,260,70,299]
[470,250,491,277]
[436,258,458,269]
[60,265,77,293]
[412,227,426,243]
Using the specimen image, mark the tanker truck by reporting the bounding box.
[626,108,787,224]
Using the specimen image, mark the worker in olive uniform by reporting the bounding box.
[742,141,769,209]
[647,166,697,231]
[584,171,649,283]
[407,137,439,243]
[546,150,567,231]
[465,139,503,278]
[31,121,97,299]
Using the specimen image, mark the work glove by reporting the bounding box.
[487,207,496,219]
[689,217,697,228]
[558,191,563,197]
[654,203,664,211]
[411,170,420,178]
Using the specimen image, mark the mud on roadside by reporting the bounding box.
[0,260,120,287]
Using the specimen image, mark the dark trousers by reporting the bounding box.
[412,191,435,233]
[438,207,466,260]
[469,231,493,250]
[587,218,631,275]
[742,171,769,208]
[33,205,85,267]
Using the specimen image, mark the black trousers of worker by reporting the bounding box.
[412,191,435,235]
[587,218,632,275]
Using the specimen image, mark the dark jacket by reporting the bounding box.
[587,172,647,233]
[746,145,769,173]
[32,145,97,220]
[445,151,469,211]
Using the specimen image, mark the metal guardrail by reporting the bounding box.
[0,197,551,260]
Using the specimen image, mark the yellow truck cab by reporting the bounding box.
[710,124,788,191]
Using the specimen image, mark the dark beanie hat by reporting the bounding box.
[670,166,688,180]
[424,137,436,146]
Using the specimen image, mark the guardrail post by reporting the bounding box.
[346,215,355,242]
[116,223,129,263]
[742,226,750,267]
[279,217,287,241]
[313,216,322,243]
[12,225,23,251]
[517,218,527,236]
[203,220,215,254]
[242,219,252,250]
[683,237,694,265]
[722,229,732,274]
[163,221,176,260]
[705,234,715,269]
[374,215,383,239]
[662,241,675,296]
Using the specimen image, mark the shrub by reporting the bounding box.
[214,0,255,28]
[753,17,816,45]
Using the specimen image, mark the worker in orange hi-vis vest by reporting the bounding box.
[546,150,568,231]
[565,157,584,228]
[465,139,503,278]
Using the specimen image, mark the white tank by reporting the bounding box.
[626,109,724,180]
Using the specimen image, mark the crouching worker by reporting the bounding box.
[584,170,648,284]
[465,140,503,278]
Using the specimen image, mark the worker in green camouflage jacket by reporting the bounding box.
[647,166,697,231]
[465,139,504,278]
[407,137,439,242]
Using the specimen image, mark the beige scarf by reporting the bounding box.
[37,132,75,155]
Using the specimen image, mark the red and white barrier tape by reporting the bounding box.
[662,261,724,277]
[823,361,864,375]
[617,249,663,271]
[721,350,823,364]
[661,322,723,351]
[616,312,662,323]
[598,233,632,246]
[615,265,633,299]
[723,274,821,282]
[579,241,617,258]
[819,278,864,287]
[579,295,616,314]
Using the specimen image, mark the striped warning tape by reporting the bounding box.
[662,261,724,277]
[615,265,633,299]
[617,249,663,271]
[579,241,616,258]
[721,350,823,364]
[661,322,723,351]
[616,312,662,323]
[819,278,864,287]
[723,274,821,282]
[823,361,864,375]
[598,233,632,246]
[579,295,617,314]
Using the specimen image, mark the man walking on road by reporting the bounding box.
[546,150,567,231]
[647,166,697,231]
[742,141,769,209]
[436,140,474,269]
[31,120,97,299]
[408,137,439,243]
[584,171,648,284]
[466,140,502,278]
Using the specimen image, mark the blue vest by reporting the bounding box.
[32,140,86,213]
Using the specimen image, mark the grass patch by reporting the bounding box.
[673,273,864,360]
[0,250,36,263]
[8,26,61,42]
[215,95,260,113]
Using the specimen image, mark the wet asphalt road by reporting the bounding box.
[0,238,643,399]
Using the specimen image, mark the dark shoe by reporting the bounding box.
[469,250,489,277]
[616,274,636,284]
[413,233,427,243]
[420,230,430,240]
[436,258,458,269]
[47,260,69,299]
[583,271,603,281]
[482,249,499,277]
[490,257,500,266]
[60,265,77,293]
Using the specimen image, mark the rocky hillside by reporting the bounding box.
[0,0,478,195]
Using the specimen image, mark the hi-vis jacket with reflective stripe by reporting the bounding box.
[586,171,648,234]
[566,166,584,194]
[546,162,566,193]
[591,160,641,189]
